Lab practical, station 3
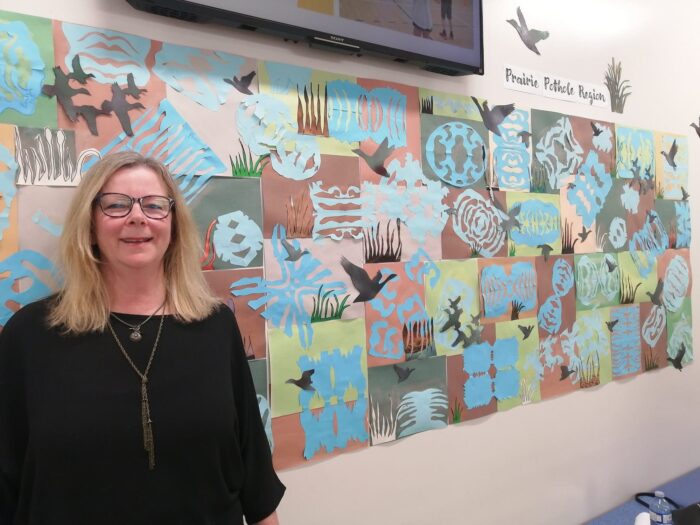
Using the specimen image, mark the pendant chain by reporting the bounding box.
[110,300,166,342]
[107,308,165,470]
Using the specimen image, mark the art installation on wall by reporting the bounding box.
[0,9,693,471]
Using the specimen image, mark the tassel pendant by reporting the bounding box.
[141,378,155,470]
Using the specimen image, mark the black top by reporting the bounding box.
[0,299,284,525]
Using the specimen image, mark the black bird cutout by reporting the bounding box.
[74,104,110,136]
[661,139,678,170]
[41,66,90,121]
[559,365,576,381]
[352,137,392,177]
[499,202,522,233]
[68,55,95,84]
[605,257,618,273]
[667,343,686,371]
[646,210,657,224]
[441,296,463,334]
[518,324,533,340]
[578,225,591,243]
[517,130,532,145]
[538,243,553,261]
[506,6,550,55]
[566,182,576,190]
[590,121,603,137]
[606,319,619,332]
[225,70,256,95]
[123,73,147,99]
[280,237,309,261]
[691,118,700,139]
[646,278,664,306]
[471,96,515,137]
[286,369,315,391]
[340,256,397,303]
[681,186,690,201]
[393,364,416,383]
[101,82,145,137]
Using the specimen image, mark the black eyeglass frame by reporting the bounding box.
[94,192,176,220]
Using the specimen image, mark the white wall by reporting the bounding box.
[2,0,698,523]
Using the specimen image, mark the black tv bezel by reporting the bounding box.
[125,0,484,76]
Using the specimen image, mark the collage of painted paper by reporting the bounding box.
[0,9,692,471]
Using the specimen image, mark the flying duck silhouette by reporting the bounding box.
[646,278,664,306]
[667,343,686,371]
[578,225,591,243]
[225,70,256,95]
[101,82,145,137]
[559,364,576,381]
[68,55,95,84]
[286,369,315,391]
[606,319,619,332]
[122,73,147,99]
[691,118,700,139]
[506,6,550,55]
[471,96,515,137]
[518,324,533,340]
[340,256,397,303]
[280,237,309,261]
[393,364,415,383]
[661,139,678,170]
[352,137,392,177]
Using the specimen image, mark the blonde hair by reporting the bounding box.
[48,151,219,334]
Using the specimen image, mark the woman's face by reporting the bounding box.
[93,165,173,277]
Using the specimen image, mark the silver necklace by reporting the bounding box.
[110,300,166,342]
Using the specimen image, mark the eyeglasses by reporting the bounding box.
[95,192,175,219]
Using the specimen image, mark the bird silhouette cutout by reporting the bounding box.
[605,258,618,273]
[286,369,315,391]
[471,96,515,137]
[340,256,397,303]
[393,364,415,383]
[667,343,686,371]
[661,139,678,170]
[646,210,657,224]
[681,186,690,201]
[499,202,522,232]
[352,137,392,177]
[225,70,256,95]
[578,225,591,243]
[559,364,576,381]
[590,121,603,137]
[538,243,553,261]
[517,130,532,145]
[41,66,90,121]
[68,55,95,84]
[441,296,463,334]
[101,82,145,137]
[74,104,110,136]
[506,6,550,55]
[646,278,664,306]
[123,73,147,99]
[518,324,533,340]
[280,237,309,261]
[606,319,619,332]
[691,118,700,139]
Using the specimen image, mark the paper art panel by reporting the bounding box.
[0,125,19,260]
[654,132,688,200]
[441,187,508,260]
[538,330,579,400]
[489,108,531,192]
[595,177,654,253]
[639,302,668,372]
[617,251,658,305]
[420,113,489,189]
[574,253,620,310]
[262,153,361,239]
[424,259,481,357]
[657,248,692,314]
[566,309,613,389]
[495,319,541,410]
[446,352,494,424]
[463,336,520,410]
[531,110,583,194]
[506,192,561,258]
[363,259,434,367]
[608,304,642,379]
[615,125,654,180]
[558,173,597,254]
[536,255,576,338]
[479,257,537,323]
[419,89,481,120]
[655,199,691,250]
[569,115,615,175]
[665,298,692,370]
[204,267,267,360]
[368,356,447,444]
[0,12,55,128]
[190,177,263,269]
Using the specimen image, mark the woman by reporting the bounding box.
[0,152,284,524]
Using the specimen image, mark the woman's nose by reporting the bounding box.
[127,200,147,223]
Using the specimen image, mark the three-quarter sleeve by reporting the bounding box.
[0,312,28,524]
[228,310,285,524]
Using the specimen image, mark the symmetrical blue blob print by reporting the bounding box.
[450,189,507,257]
[566,151,612,227]
[326,80,407,146]
[608,217,628,250]
[396,388,448,438]
[405,248,441,287]
[509,199,560,247]
[538,258,574,334]
[0,250,57,325]
[611,305,641,377]
[535,116,583,190]
[481,262,537,319]
[299,398,368,460]
[230,225,345,348]
[237,93,295,156]
[270,133,321,181]
[575,254,620,307]
[616,126,654,179]
[212,211,263,267]
[642,304,666,348]
[0,20,44,116]
[662,255,690,313]
[424,122,486,187]
[463,338,520,409]
[368,320,400,360]
[629,211,669,278]
[0,144,19,239]
[621,183,640,214]
[62,23,151,85]
[675,201,691,248]
[493,109,530,191]
[154,43,246,109]
[87,100,226,202]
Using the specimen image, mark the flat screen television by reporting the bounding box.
[126,0,483,76]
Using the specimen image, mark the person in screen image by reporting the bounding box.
[439,0,454,39]
[0,151,285,525]
[412,0,433,38]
